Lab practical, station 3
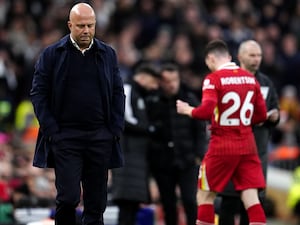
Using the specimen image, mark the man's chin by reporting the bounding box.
[79,40,91,48]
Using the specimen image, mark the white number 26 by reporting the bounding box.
[220,91,254,126]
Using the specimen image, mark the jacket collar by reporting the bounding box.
[56,35,107,52]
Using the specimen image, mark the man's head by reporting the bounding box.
[160,63,180,97]
[68,3,96,49]
[203,39,231,72]
[133,63,160,91]
[238,40,262,74]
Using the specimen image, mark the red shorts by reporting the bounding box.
[198,154,265,193]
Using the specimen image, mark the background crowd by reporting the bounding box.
[1,0,300,224]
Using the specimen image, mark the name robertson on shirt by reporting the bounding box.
[220,76,256,85]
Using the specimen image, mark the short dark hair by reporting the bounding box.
[134,63,160,78]
[160,63,179,74]
[203,39,229,58]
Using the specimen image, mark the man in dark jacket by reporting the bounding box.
[30,3,125,225]
[218,40,280,225]
[111,63,160,225]
[147,63,207,225]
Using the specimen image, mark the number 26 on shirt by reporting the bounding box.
[220,91,254,126]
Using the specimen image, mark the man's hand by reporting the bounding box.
[176,100,194,117]
[267,108,280,123]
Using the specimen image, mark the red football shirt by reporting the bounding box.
[192,62,267,155]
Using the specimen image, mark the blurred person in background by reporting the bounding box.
[278,85,300,140]
[14,99,38,143]
[279,33,300,98]
[268,85,300,171]
[30,3,125,225]
[147,63,207,225]
[171,33,205,97]
[259,40,283,94]
[218,40,280,225]
[111,63,160,225]
[114,19,142,82]
[0,48,18,133]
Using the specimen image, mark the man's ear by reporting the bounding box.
[67,21,72,31]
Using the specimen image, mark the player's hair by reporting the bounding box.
[203,39,229,58]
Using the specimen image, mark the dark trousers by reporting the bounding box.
[151,165,198,225]
[116,200,140,225]
[218,196,247,225]
[52,129,112,225]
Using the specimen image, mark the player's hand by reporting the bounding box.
[176,100,194,117]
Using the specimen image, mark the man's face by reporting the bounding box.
[140,73,159,91]
[68,12,96,49]
[239,45,262,74]
[160,70,180,96]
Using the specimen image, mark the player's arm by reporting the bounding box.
[176,75,217,119]
[176,98,216,120]
[252,84,268,124]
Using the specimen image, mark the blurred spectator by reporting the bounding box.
[265,23,281,45]
[108,0,137,35]
[206,23,224,41]
[114,18,141,82]
[171,32,205,95]
[279,85,300,123]
[111,63,160,225]
[11,148,56,208]
[253,27,268,44]
[260,40,283,93]
[147,63,207,225]
[0,48,17,132]
[134,0,160,49]
[290,1,300,42]
[279,33,300,97]
[0,161,12,203]
[269,85,300,170]
[142,25,173,64]
[0,0,9,27]
[157,0,180,31]
[6,12,32,60]
[223,15,253,58]
[210,3,233,28]
[277,85,300,146]
[14,99,39,143]
[90,0,116,36]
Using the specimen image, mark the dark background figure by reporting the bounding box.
[111,63,160,225]
[146,63,207,225]
[29,3,125,225]
[0,48,18,133]
[218,40,280,225]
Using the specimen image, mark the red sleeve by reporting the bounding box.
[191,99,217,120]
[192,74,218,120]
[251,83,267,124]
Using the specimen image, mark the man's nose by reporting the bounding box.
[83,25,89,32]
